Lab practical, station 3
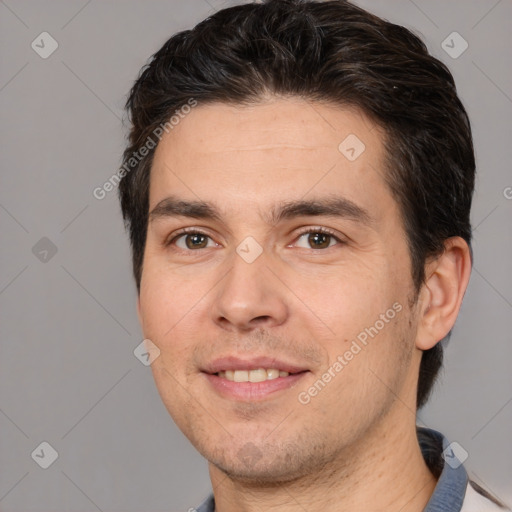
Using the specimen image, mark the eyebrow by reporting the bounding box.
[149,194,373,227]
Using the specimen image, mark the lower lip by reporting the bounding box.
[203,372,308,401]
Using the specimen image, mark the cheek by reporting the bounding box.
[303,260,412,395]
[306,265,398,343]
[138,271,201,369]
[139,274,203,409]
[302,306,413,435]
[139,261,199,329]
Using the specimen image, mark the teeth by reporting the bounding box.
[218,368,290,382]
[233,370,248,382]
[249,369,267,382]
[266,369,279,380]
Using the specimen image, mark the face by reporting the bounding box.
[138,97,422,482]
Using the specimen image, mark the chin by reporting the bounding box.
[204,438,331,485]
[213,458,308,485]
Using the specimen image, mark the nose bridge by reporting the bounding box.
[213,243,288,330]
[221,244,270,306]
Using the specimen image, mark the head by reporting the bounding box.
[119,0,474,481]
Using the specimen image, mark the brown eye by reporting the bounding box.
[307,233,332,249]
[174,232,213,250]
[294,230,340,250]
[186,234,208,249]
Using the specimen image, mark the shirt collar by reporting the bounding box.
[419,426,469,511]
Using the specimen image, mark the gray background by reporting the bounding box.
[0,0,511,510]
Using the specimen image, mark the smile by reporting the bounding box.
[217,369,290,382]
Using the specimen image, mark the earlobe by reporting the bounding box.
[415,237,472,351]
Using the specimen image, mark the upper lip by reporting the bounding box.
[202,356,309,375]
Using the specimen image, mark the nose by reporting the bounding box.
[211,250,289,332]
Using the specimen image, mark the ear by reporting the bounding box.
[415,237,472,351]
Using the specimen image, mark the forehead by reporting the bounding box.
[149,97,395,223]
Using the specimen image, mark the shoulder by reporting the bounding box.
[461,480,510,511]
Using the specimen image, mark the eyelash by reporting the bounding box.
[166,226,345,250]
[293,226,345,247]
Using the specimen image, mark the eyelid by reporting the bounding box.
[165,227,215,247]
[290,226,346,247]
[166,225,346,250]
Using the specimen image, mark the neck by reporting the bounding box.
[209,407,438,512]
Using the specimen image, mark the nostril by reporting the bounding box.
[252,315,272,324]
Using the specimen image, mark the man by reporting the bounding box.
[118,0,508,510]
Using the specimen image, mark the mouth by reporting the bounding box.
[217,368,293,382]
[202,356,310,401]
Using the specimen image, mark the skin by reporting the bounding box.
[137,96,472,511]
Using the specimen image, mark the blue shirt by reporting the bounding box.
[194,427,506,511]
